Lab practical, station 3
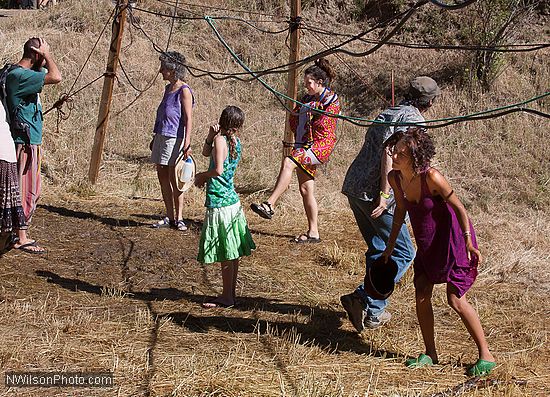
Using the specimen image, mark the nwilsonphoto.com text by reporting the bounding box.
[5,372,114,388]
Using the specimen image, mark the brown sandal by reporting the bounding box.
[250,201,274,219]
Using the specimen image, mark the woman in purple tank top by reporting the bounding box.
[381,128,495,377]
[150,51,194,231]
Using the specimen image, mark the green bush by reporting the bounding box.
[461,0,541,90]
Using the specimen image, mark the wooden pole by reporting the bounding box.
[88,0,128,184]
[282,0,301,157]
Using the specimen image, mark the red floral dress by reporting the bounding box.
[288,88,340,178]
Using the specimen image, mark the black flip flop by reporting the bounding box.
[250,202,274,219]
[16,241,45,255]
[202,299,235,309]
[292,233,321,244]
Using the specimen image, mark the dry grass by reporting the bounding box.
[0,0,549,396]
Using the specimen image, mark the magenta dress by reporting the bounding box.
[395,170,478,297]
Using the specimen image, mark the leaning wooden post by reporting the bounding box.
[88,0,128,184]
[282,0,301,157]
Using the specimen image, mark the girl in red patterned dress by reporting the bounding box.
[251,58,340,243]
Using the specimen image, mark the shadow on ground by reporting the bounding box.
[35,269,406,359]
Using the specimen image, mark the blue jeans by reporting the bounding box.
[347,196,415,318]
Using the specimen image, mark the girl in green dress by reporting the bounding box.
[195,106,256,308]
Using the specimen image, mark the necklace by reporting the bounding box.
[400,173,418,200]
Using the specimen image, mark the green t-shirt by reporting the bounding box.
[205,137,241,208]
[6,67,46,145]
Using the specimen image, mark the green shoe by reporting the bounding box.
[467,359,496,376]
[405,354,434,368]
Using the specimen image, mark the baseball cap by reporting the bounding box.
[409,76,441,101]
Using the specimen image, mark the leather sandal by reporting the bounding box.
[250,201,274,219]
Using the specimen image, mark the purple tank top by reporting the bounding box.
[153,84,194,139]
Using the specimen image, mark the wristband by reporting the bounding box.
[380,191,391,199]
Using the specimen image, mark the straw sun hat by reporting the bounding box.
[173,154,196,192]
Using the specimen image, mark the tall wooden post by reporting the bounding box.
[282,0,301,157]
[88,0,128,184]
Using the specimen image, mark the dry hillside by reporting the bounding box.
[0,0,549,396]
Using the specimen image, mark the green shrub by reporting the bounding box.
[461,0,541,90]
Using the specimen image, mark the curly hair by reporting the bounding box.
[385,127,436,173]
[159,51,187,81]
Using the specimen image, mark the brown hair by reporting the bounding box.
[219,106,245,160]
[304,58,335,86]
[385,127,436,173]
[23,37,41,59]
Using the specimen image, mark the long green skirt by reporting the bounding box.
[197,202,256,264]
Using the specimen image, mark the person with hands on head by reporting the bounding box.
[150,51,194,231]
[195,106,255,309]
[381,127,495,377]
[4,37,62,253]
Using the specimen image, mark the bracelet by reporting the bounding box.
[463,231,471,238]
[380,191,391,199]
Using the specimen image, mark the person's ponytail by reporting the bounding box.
[304,58,335,86]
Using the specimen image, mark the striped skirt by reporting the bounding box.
[0,160,27,233]
[16,144,41,224]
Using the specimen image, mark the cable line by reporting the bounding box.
[156,0,286,19]
[301,23,550,53]
[43,6,117,116]
[206,16,550,128]
[429,0,477,10]
[132,6,291,34]
[131,0,429,82]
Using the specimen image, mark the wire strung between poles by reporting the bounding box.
[300,23,550,53]
[43,7,117,116]
[206,16,550,128]
[109,3,178,120]
[429,0,477,10]
[131,0,428,82]
[155,0,286,19]
[132,6,291,34]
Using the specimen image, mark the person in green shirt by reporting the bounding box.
[195,106,256,308]
[6,37,61,232]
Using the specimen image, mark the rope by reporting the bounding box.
[307,29,388,104]
[206,16,550,128]
[131,0,428,82]
[429,0,478,10]
[132,6,291,34]
[156,0,286,19]
[300,23,550,53]
[166,0,179,50]
[43,6,116,117]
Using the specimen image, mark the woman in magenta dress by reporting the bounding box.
[381,127,496,376]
